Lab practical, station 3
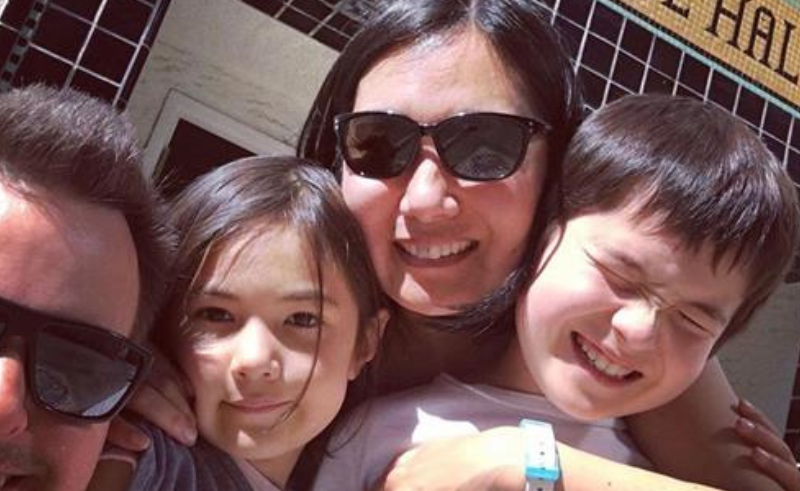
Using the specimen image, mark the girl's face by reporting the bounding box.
[341,29,548,316]
[175,225,381,487]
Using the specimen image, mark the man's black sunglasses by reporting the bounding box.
[0,296,152,423]
[334,111,551,181]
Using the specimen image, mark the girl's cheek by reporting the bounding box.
[176,342,229,382]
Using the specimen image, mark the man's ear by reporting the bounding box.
[348,308,389,380]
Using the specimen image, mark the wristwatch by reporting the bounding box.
[519,419,560,491]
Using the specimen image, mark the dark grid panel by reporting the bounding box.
[547,0,800,186]
[242,0,365,51]
[0,0,171,107]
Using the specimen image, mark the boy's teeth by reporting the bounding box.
[402,241,472,259]
[578,337,635,379]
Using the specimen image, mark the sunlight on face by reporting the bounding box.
[175,225,370,486]
[513,202,748,421]
[342,29,547,316]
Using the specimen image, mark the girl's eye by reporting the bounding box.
[192,307,234,323]
[285,311,321,329]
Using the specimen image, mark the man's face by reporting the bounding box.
[0,184,139,491]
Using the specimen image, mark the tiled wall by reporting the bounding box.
[241,0,370,50]
[0,0,171,108]
[253,0,800,191]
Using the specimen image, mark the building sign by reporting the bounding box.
[610,0,800,108]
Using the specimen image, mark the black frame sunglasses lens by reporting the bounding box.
[337,113,419,178]
[435,114,531,180]
[0,297,152,422]
[31,324,151,420]
[336,112,543,181]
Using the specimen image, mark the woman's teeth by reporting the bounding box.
[577,337,635,379]
[401,241,472,259]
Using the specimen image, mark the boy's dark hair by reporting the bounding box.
[298,0,584,336]
[559,94,799,348]
[0,84,173,339]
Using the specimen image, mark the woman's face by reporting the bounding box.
[341,30,548,316]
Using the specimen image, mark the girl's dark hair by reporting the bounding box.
[152,156,385,490]
[298,0,583,335]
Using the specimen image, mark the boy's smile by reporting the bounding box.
[496,199,749,421]
[571,332,641,385]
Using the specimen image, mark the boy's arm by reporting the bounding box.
[626,358,793,491]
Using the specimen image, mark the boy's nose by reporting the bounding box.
[611,300,659,352]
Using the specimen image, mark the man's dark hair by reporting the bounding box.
[0,84,173,339]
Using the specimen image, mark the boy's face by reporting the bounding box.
[514,201,748,421]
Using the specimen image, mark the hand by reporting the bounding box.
[735,398,799,491]
[376,427,525,491]
[106,348,198,450]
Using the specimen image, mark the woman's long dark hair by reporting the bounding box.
[298,0,584,337]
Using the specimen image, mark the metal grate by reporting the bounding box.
[0,0,171,107]
[241,0,371,50]
[251,0,799,187]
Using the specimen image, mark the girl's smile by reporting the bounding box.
[176,224,373,482]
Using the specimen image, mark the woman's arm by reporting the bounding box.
[378,428,727,491]
[376,359,796,491]
[625,358,792,491]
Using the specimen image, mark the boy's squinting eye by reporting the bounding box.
[675,310,716,338]
[285,311,321,329]
[587,252,640,298]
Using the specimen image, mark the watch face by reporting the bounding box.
[521,419,560,484]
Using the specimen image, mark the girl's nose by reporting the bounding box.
[231,318,282,382]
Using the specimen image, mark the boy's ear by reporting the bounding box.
[348,308,389,380]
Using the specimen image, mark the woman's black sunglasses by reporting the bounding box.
[0,296,152,423]
[334,111,551,181]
